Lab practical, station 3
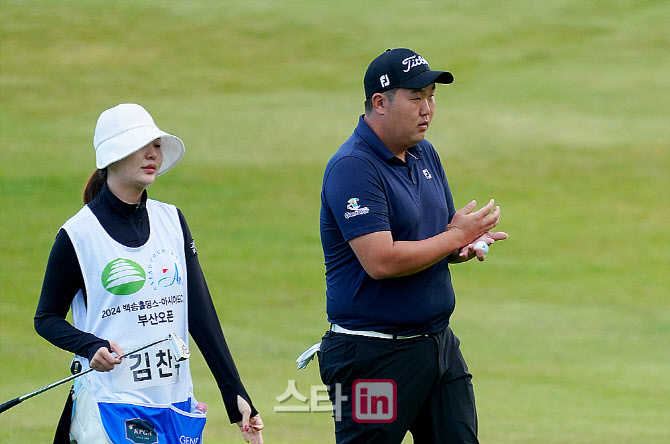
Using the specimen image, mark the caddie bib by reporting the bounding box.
[63,199,205,442]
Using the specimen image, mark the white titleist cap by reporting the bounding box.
[93,103,185,175]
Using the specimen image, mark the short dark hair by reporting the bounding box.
[364,88,398,115]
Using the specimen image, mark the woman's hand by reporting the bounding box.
[236,395,264,444]
[89,341,123,372]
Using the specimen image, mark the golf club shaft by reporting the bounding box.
[0,336,170,414]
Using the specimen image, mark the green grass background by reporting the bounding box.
[1,1,668,442]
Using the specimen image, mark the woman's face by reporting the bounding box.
[107,138,163,195]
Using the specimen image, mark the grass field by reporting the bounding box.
[1,1,669,442]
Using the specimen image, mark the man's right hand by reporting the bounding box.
[349,199,504,279]
[447,199,501,245]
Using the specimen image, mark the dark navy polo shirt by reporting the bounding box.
[320,115,457,335]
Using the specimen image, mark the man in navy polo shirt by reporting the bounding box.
[317,48,508,443]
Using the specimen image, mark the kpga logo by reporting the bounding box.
[352,379,397,423]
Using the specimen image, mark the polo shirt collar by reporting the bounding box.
[355,115,422,163]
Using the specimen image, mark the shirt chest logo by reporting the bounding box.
[422,169,432,179]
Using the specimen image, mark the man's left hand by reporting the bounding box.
[454,231,509,262]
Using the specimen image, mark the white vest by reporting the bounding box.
[63,200,193,406]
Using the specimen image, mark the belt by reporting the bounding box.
[331,324,425,340]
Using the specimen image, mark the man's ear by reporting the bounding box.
[371,92,387,115]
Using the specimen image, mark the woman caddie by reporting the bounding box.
[35,104,263,444]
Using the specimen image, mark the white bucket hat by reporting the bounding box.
[93,103,185,175]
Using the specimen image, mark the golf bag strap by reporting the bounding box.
[53,387,74,444]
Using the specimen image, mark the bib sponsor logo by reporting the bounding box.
[147,249,182,291]
[125,418,158,443]
[101,258,146,295]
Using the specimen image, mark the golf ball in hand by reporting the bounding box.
[474,241,489,254]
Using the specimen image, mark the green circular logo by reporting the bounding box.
[101,258,146,295]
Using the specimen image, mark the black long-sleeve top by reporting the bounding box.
[34,184,257,423]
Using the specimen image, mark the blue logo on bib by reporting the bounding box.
[99,401,205,444]
[125,418,158,443]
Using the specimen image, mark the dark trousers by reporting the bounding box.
[318,326,478,444]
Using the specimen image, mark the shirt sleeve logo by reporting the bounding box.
[345,198,370,219]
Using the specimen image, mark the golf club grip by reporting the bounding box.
[0,397,21,414]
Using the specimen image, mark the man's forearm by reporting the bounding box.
[350,229,467,279]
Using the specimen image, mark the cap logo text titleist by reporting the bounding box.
[402,55,428,73]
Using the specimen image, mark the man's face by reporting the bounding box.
[383,83,436,150]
